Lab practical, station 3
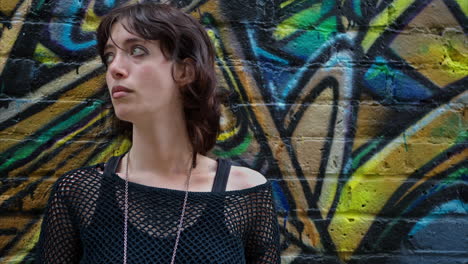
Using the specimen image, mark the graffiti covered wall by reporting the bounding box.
[0,0,466,263]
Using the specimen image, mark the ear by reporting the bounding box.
[175,58,196,86]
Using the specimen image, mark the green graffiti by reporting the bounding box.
[430,114,465,142]
[33,44,62,66]
[284,16,337,57]
[352,0,362,17]
[0,102,102,172]
[275,3,323,40]
[443,40,468,76]
[351,137,383,170]
[441,166,467,186]
[213,132,252,158]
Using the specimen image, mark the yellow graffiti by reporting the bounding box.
[218,105,239,141]
[391,27,468,87]
[362,0,415,52]
[328,91,467,261]
[274,3,322,40]
[206,28,246,102]
[217,125,240,141]
[454,0,468,15]
[280,0,297,9]
[0,0,22,16]
[82,0,101,32]
[89,136,132,165]
[397,148,468,205]
[0,56,104,128]
[33,43,62,66]
[1,220,42,264]
[0,109,109,208]
[0,72,105,152]
[0,0,32,74]
[442,40,468,77]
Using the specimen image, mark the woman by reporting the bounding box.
[36,2,280,263]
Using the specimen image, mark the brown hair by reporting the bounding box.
[96,2,220,157]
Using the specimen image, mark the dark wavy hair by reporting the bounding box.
[96,2,220,157]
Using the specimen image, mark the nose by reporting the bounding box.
[107,53,128,80]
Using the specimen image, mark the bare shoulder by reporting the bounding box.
[226,165,268,191]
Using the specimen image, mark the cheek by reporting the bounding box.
[140,64,175,89]
[140,64,154,74]
[139,66,157,83]
[142,58,173,74]
[105,73,112,93]
[105,71,114,86]
[140,64,170,78]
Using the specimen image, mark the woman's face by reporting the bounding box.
[104,21,182,123]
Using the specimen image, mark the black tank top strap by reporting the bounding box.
[211,159,232,192]
[105,155,231,192]
[104,154,123,175]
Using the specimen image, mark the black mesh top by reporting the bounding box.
[35,155,281,263]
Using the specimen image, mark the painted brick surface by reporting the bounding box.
[0,0,466,263]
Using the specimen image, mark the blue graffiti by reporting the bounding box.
[364,56,434,102]
[409,199,467,236]
[49,0,96,51]
[272,180,290,228]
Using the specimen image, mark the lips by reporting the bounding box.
[111,86,132,99]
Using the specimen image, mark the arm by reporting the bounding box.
[244,183,281,264]
[35,175,82,263]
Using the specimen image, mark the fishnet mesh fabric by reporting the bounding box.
[36,163,280,263]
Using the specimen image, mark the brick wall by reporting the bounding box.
[0,0,466,263]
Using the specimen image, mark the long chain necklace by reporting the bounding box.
[123,152,193,264]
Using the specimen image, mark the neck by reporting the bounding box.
[128,111,194,178]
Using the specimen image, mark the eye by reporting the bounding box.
[130,46,147,56]
[103,52,114,65]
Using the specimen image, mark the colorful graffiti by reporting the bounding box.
[0,0,466,263]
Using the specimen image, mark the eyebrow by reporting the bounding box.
[104,37,146,51]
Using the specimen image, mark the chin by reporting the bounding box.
[113,107,134,123]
